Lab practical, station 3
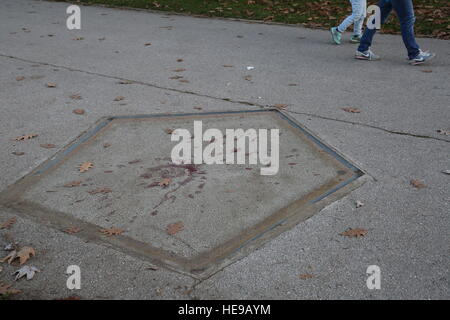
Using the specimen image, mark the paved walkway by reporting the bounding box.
[0,0,449,299]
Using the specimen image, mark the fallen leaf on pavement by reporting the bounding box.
[72,37,84,40]
[64,180,82,187]
[172,68,186,72]
[40,143,56,149]
[0,218,16,230]
[274,104,287,109]
[437,129,450,135]
[421,69,432,73]
[99,228,124,236]
[46,82,57,88]
[13,266,40,280]
[177,59,183,62]
[342,107,361,113]
[118,80,134,84]
[410,179,426,189]
[78,162,93,173]
[12,151,25,156]
[170,76,183,80]
[15,134,38,141]
[244,75,252,81]
[0,283,21,296]
[16,76,25,81]
[69,94,82,100]
[72,109,85,115]
[159,178,171,187]
[222,64,233,67]
[1,251,17,264]
[16,247,36,265]
[339,228,368,238]
[299,273,315,280]
[144,42,151,46]
[114,96,125,101]
[88,187,112,195]
[63,227,82,234]
[179,79,189,83]
[164,128,174,134]
[166,221,184,235]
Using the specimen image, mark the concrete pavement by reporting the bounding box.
[0,0,449,299]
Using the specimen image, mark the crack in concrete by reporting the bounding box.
[1,53,448,144]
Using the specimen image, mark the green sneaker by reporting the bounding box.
[330,27,342,45]
[350,35,361,43]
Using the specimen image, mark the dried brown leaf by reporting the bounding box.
[16,247,36,265]
[63,227,82,234]
[15,134,38,141]
[166,221,184,235]
[40,143,56,149]
[114,96,125,101]
[88,187,112,195]
[99,228,124,237]
[64,180,82,187]
[299,273,315,280]
[78,162,93,173]
[0,218,16,230]
[72,109,85,115]
[46,82,57,88]
[0,283,21,296]
[159,178,171,187]
[339,228,368,238]
[16,76,25,81]
[342,107,361,113]
[410,179,426,189]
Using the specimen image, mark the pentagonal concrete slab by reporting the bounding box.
[0,109,365,278]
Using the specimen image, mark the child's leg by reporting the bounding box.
[353,0,367,36]
[337,0,365,33]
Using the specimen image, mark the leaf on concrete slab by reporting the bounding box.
[40,143,56,149]
[14,265,40,280]
[99,228,124,237]
[113,96,125,101]
[179,79,190,83]
[78,162,93,173]
[88,187,112,195]
[12,151,25,156]
[72,37,84,40]
[164,128,174,134]
[158,178,171,187]
[72,109,85,115]
[69,94,82,100]
[1,250,17,264]
[63,227,82,234]
[222,64,234,67]
[166,221,184,235]
[64,180,82,187]
[118,80,134,84]
[16,247,36,265]
[15,134,38,141]
[144,42,151,46]
[339,228,368,238]
[0,283,21,296]
[274,104,287,109]
[170,75,183,80]
[46,82,57,88]
[0,218,16,230]
[172,68,186,72]
[341,107,361,113]
[437,129,450,135]
[410,179,426,189]
[299,273,315,280]
[244,75,252,81]
[16,76,25,81]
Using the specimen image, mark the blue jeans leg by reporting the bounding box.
[391,0,421,59]
[358,0,392,52]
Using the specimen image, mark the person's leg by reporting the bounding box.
[353,0,367,36]
[338,0,365,33]
[390,0,420,59]
[358,0,392,52]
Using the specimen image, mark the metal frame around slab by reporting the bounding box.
[0,109,366,279]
